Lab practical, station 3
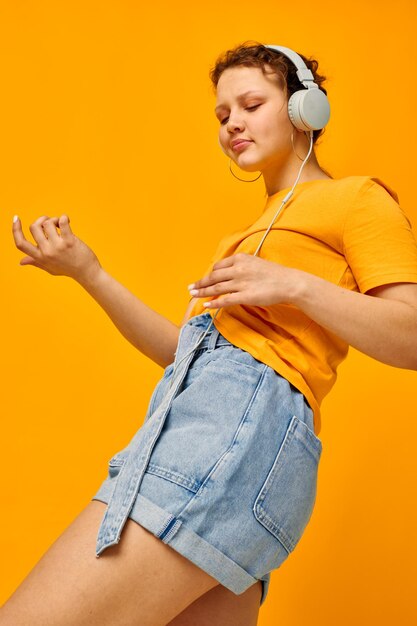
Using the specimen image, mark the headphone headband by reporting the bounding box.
[264,45,317,89]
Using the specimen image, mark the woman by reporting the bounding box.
[5,41,417,625]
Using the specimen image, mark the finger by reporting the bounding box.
[19,256,38,267]
[202,292,239,309]
[190,267,235,292]
[191,280,238,300]
[41,215,73,240]
[12,216,43,260]
[29,216,53,252]
[211,252,251,272]
[212,255,238,271]
[42,217,61,244]
[57,214,73,239]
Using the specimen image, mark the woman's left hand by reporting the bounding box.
[187,253,301,309]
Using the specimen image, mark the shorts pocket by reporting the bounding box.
[253,414,322,555]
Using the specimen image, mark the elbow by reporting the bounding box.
[392,351,417,371]
[406,344,417,369]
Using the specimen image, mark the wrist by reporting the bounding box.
[77,264,107,291]
[286,267,311,307]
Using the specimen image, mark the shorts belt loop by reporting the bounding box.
[207,324,220,352]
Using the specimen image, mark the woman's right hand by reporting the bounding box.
[12,214,102,285]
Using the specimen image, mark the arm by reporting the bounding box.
[12,214,181,369]
[78,267,181,369]
[187,253,417,370]
[290,271,417,370]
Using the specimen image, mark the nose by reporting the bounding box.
[226,110,245,133]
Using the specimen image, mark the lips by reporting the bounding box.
[231,139,252,151]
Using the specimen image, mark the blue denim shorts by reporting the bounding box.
[91,312,323,607]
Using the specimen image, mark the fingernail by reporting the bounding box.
[187,283,195,290]
[13,215,19,223]
[189,289,199,296]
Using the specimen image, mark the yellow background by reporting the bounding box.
[1,0,416,623]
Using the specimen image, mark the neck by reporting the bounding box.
[263,149,332,197]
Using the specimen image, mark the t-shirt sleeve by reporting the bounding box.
[342,177,417,293]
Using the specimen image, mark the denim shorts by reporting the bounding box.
[91,311,323,607]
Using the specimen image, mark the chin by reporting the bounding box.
[233,157,262,172]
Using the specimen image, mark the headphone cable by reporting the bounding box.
[167,130,314,390]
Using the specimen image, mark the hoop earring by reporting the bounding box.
[291,128,309,161]
[229,159,262,182]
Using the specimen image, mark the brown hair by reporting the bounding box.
[209,40,328,145]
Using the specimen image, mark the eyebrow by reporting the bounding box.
[214,90,264,114]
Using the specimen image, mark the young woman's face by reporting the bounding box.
[215,65,294,173]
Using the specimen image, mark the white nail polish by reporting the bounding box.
[13,215,19,223]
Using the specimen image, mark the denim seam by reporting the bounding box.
[218,357,267,373]
[207,326,220,352]
[254,507,294,553]
[160,519,182,543]
[146,462,200,493]
[108,458,124,466]
[156,513,177,538]
[175,363,270,519]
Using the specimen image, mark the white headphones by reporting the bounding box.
[265,44,330,131]
[216,44,330,137]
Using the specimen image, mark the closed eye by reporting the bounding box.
[219,104,261,125]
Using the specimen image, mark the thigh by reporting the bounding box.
[166,580,263,626]
[0,500,219,626]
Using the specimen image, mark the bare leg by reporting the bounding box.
[166,580,263,626]
[0,500,219,626]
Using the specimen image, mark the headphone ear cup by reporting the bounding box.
[288,88,330,131]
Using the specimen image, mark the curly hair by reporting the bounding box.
[209,40,328,145]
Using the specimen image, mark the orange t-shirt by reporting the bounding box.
[188,176,417,435]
